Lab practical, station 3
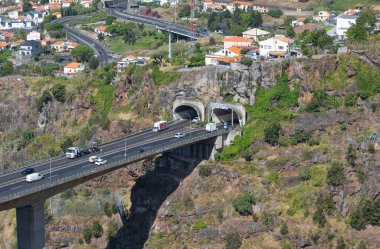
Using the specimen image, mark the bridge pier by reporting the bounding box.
[16,201,45,249]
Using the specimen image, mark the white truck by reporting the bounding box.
[26,173,44,182]
[153,121,168,132]
[66,147,87,159]
[205,123,217,132]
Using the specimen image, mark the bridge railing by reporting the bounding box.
[0,128,229,204]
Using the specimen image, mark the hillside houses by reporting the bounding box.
[200,0,268,13]
[258,36,294,57]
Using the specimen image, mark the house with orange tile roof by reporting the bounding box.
[51,12,62,18]
[226,1,253,12]
[259,35,294,58]
[0,41,9,50]
[216,56,241,65]
[51,40,79,52]
[203,3,224,12]
[291,17,305,27]
[374,6,380,11]
[62,62,85,76]
[223,36,253,49]
[95,25,112,36]
[41,38,57,46]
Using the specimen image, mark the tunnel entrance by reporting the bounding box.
[212,108,240,126]
[174,105,200,120]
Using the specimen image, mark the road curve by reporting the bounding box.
[52,15,110,65]
[107,8,204,39]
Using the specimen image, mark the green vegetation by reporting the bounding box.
[71,45,94,63]
[51,84,66,102]
[305,90,341,112]
[218,73,299,161]
[83,228,92,244]
[152,67,181,86]
[68,11,107,26]
[225,232,242,249]
[232,192,256,216]
[192,218,208,231]
[280,223,288,235]
[331,0,377,10]
[349,198,380,230]
[267,9,283,18]
[92,220,103,238]
[327,163,346,186]
[198,164,212,177]
[108,35,165,53]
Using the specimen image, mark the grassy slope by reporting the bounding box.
[332,0,378,10]
[108,36,162,53]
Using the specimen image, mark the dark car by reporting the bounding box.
[21,168,35,176]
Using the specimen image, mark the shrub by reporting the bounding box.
[344,93,357,107]
[368,143,376,154]
[264,123,282,146]
[83,228,92,244]
[51,84,66,102]
[183,195,194,210]
[268,8,283,18]
[306,90,337,112]
[92,220,103,238]
[104,202,112,218]
[283,244,292,249]
[280,223,288,235]
[336,237,346,249]
[292,128,312,144]
[300,167,311,181]
[232,193,256,216]
[327,163,346,186]
[240,57,253,67]
[192,218,208,231]
[346,144,356,168]
[313,206,327,228]
[225,232,242,249]
[198,165,212,177]
[349,199,380,230]
[308,137,320,146]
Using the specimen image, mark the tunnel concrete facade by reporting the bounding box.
[173,97,206,121]
[210,102,247,126]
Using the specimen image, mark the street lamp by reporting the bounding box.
[184,113,192,139]
[49,154,52,216]
[124,138,127,158]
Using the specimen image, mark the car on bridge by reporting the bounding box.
[94,157,107,165]
[174,133,185,138]
[26,173,44,183]
[89,155,100,163]
[21,168,35,176]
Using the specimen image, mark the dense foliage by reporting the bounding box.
[350,199,380,230]
[232,192,256,216]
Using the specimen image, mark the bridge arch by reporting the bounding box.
[173,97,205,121]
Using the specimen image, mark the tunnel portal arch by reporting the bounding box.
[173,98,205,121]
[209,102,246,126]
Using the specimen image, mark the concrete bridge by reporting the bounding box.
[0,98,246,249]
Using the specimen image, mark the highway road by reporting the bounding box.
[0,121,225,200]
[107,8,203,39]
[52,16,110,65]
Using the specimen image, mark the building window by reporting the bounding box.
[268,46,272,49]
[278,46,284,50]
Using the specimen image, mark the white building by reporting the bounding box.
[223,36,253,49]
[63,62,85,75]
[27,31,41,41]
[242,28,270,42]
[259,35,294,57]
[313,11,331,22]
[160,0,179,6]
[226,1,253,12]
[336,14,357,40]
[26,11,46,24]
[291,18,305,27]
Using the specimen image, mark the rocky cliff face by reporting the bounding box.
[159,55,338,107]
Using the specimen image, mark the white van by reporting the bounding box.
[26,173,44,183]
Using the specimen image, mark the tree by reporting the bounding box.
[178,4,191,18]
[286,26,295,38]
[97,33,104,41]
[92,221,103,238]
[152,49,167,67]
[264,123,282,146]
[327,163,346,186]
[51,84,66,102]
[71,45,94,62]
[0,60,14,76]
[232,193,255,216]
[22,0,33,12]
[105,16,116,25]
[225,232,242,249]
[347,9,376,42]
[268,9,283,18]
[240,57,253,67]
[249,11,263,28]
[89,57,99,69]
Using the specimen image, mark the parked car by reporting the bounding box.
[89,155,99,163]
[94,158,107,165]
[21,168,35,176]
[174,133,185,138]
[26,173,43,182]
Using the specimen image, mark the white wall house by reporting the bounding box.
[242,28,270,42]
[313,11,331,22]
[226,1,253,12]
[259,35,294,57]
[63,62,85,75]
[223,36,253,49]
[336,14,357,40]
[26,31,41,41]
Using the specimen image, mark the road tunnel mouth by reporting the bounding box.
[174,105,199,120]
[212,108,240,125]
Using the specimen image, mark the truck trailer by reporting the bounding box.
[153,121,168,132]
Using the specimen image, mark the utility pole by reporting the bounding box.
[168,31,172,59]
